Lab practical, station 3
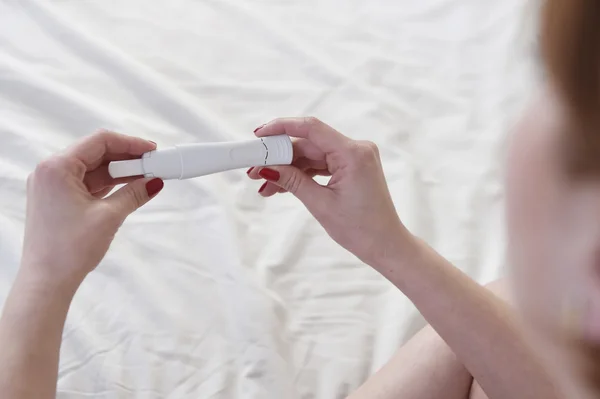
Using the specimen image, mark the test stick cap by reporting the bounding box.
[108,159,145,178]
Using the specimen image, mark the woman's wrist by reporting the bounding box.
[18,259,84,299]
[369,226,422,275]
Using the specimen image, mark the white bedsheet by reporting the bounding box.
[0,0,539,397]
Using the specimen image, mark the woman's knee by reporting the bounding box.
[469,381,489,399]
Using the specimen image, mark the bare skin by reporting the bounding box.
[2,99,589,398]
[0,132,162,398]
[347,280,510,399]
[339,92,579,399]
[249,117,561,399]
[334,91,600,399]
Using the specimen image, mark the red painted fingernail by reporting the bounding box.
[247,167,254,174]
[253,124,266,133]
[258,168,280,182]
[146,178,164,197]
[258,181,268,193]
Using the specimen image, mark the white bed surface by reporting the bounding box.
[0,0,537,397]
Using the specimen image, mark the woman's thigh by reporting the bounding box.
[348,279,510,399]
[469,382,489,399]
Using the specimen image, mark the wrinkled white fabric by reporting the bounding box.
[0,0,539,397]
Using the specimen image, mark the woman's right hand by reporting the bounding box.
[247,117,414,267]
[21,131,163,287]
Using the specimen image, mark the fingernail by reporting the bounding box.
[247,167,254,174]
[149,140,157,145]
[253,124,266,133]
[258,168,280,182]
[258,181,268,193]
[146,178,164,197]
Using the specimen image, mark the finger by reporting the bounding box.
[258,181,280,197]
[84,164,142,193]
[104,177,164,219]
[305,168,332,177]
[292,138,327,161]
[66,130,156,173]
[257,168,330,197]
[93,186,115,199]
[293,157,328,171]
[256,166,327,212]
[269,169,322,196]
[247,157,328,180]
[99,152,149,163]
[254,117,349,153]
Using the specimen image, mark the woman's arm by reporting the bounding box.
[0,268,80,398]
[0,131,162,398]
[376,237,559,399]
[248,117,561,399]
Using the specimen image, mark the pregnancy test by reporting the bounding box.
[108,135,293,180]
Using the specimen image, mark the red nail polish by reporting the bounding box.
[146,178,164,197]
[258,182,268,193]
[253,124,266,133]
[247,167,254,174]
[258,168,280,182]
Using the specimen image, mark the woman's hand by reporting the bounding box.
[247,117,413,267]
[21,130,164,286]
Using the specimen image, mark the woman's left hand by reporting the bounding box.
[21,130,164,286]
[247,118,409,267]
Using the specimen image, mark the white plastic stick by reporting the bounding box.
[108,135,293,180]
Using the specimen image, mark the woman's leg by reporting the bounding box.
[348,280,509,399]
[348,324,474,399]
[469,382,489,399]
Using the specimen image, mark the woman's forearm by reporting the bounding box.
[1,132,161,398]
[375,237,561,399]
[0,264,80,398]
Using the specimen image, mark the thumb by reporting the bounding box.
[259,166,326,212]
[105,177,164,218]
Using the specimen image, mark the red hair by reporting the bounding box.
[541,0,600,391]
[541,0,600,174]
